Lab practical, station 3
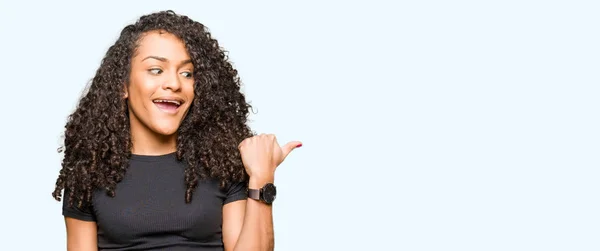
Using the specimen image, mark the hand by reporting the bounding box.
[238,134,302,183]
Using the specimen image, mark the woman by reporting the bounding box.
[51,10,301,251]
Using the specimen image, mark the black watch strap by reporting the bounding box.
[248,188,260,201]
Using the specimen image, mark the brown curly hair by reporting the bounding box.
[52,10,253,208]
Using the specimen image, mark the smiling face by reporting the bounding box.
[125,30,195,138]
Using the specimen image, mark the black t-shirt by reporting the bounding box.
[62,152,248,251]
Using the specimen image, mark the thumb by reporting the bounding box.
[281,141,303,160]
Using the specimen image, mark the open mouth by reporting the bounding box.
[153,99,183,113]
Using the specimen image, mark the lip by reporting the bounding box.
[152,96,185,104]
[152,96,185,114]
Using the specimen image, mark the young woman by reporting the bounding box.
[51,10,301,251]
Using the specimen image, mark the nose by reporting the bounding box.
[161,71,182,92]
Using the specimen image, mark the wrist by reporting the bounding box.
[248,174,274,188]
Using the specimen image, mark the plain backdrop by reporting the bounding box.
[0,0,598,250]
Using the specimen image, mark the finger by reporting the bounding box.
[238,136,251,149]
[281,141,303,159]
[270,134,278,144]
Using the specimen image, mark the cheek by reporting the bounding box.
[129,74,156,102]
[184,81,195,101]
[178,82,195,114]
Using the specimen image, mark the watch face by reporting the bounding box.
[261,183,277,204]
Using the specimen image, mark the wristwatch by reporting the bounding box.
[248,183,277,204]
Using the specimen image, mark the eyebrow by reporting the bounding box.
[142,56,193,66]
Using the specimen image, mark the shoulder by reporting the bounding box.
[224,181,248,204]
[62,189,97,222]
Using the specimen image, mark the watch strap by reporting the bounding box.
[248,188,260,201]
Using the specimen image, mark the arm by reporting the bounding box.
[65,217,98,251]
[225,134,301,251]
[223,178,275,251]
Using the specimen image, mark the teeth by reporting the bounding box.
[154,100,181,106]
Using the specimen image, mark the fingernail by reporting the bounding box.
[296,144,303,148]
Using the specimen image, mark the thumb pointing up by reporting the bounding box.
[281,141,303,161]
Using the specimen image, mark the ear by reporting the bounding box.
[123,84,129,99]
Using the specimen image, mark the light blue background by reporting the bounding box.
[0,0,598,250]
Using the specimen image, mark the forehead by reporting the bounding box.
[134,31,190,60]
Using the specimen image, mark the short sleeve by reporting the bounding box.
[62,189,96,222]
[224,181,248,204]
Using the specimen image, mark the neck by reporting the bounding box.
[129,115,177,156]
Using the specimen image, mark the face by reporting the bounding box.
[125,31,195,136]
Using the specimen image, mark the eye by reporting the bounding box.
[180,71,193,79]
[148,68,163,75]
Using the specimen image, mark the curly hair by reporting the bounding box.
[52,10,253,208]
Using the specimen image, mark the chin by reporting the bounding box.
[152,123,181,136]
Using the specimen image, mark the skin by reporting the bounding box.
[64,31,301,251]
[124,31,195,155]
